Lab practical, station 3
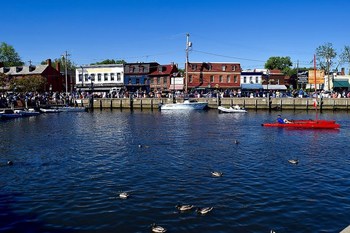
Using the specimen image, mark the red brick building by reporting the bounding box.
[0,59,63,92]
[149,63,179,92]
[186,62,241,91]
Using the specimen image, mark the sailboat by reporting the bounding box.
[262,55,340,129]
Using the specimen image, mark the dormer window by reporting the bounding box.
[158,66,163,72]
[222,65,226,71]
[16,67,23,73]
[29,65,35,72]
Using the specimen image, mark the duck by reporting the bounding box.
[7,160,13,166]
[119,192,130,199]
[175,204,194,211]
[211,171,223,177]
[196,207,213,215]
[151,223,167,233]
[234,139,239,144]
[288,159,299,165]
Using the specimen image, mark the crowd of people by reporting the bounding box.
[1,88,349,109]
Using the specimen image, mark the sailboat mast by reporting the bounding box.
[314,54,318,120]
[185,33,190,93]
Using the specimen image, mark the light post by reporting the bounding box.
[90,76,94,110]
[62,51,70,94]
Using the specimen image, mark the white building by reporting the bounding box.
[75,64,124,92]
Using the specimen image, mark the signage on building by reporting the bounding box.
[308,70,325,84]
[297,71,308,84]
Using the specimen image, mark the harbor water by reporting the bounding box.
[1,109,350,233]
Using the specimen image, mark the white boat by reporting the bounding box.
[14,108,41,116]
[0,109,22,119]
[218,105,247,113]
[40,108,62,113]
[160,99,208,110]
[57,106,87,112]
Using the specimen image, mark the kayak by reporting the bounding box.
[262,119,340,129]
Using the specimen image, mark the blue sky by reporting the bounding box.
[2,0,350,70]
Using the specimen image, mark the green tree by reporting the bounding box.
[339,45,350,74]
[90,59,126,65]
[315,42,337,90]
[15,75,47,92]
[0,72,8,90]
[0,42,24,66]
[264,56,293,75]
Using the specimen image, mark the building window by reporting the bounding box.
[97,73,102,82]
[110,73,115,81]
[104,73,108,81]
[219,75,223,83]
[210,75,214,83]
[222,65,226,71]
[157,77,161,84]
[140,66,144,73]
[189,75,193,83]
[163,77,167,84]
[234,75,238,83]
[150,78,154,84]
[117,73,121,81]
[227,75,231,83]
[79,74,83,82]
[243,76,246,83]
[84,74,88,82]
[136,78,140,84]
[255,76,259,83]
[208,64,212,70]
[232,65,236,71]
[90,74,95,81]
[191,64,197,70]
[250,76,253,83]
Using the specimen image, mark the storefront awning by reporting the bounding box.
[241,84,263,90]
[262,85,287,90]
[333,79,349,88]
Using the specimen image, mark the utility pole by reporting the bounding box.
[296,60,299,90]
[185,33,192,93]
[62,51,70,94]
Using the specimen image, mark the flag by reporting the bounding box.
[313,99,317,108]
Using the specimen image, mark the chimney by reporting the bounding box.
[56,62,60,73]
[47,59,52,67]
[341,68,345,75]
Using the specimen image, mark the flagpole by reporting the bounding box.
[314,54,318,121]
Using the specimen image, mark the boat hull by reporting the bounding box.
[262,120,340,129]
[161,101,208,110]
[218,106,247,113]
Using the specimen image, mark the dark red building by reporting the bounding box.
[186,62,241,91]
[149,63,179,92]
[0,59,63,92]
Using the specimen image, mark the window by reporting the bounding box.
[117,73,121,81]
[232,65,236,71]
[110,73,115,81]
[222,65,226,71]
[219,75,223,83]
[191,64,197,70]
[150,78,154,84]
[157,77,161,84]
[249,76,253,83]
[97,73,101,82]
[140,66,144,73]
[256,76,259,83]
[163,77,167,84]
[189,75,193,83]
[227,75,231,83]
[90,74,95,81]
[234,75,238,83]
[243,76,246,83]
[136,78,140,84]
[84,74,88,82]
[104,73,108,81]
[79,74,83,82]
[208,64,212,70]
[210,75,214,83]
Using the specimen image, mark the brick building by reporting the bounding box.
[149,63,179,92]
[186,62,241,91]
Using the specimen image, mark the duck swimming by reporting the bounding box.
[196,207,213,215]
[151,223,167,233]
[119,192,130,199]
[288,159,299,165]
[211,171,223,177]
[175,204,194,211]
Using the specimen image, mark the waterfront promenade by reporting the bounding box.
[78,97,350,111]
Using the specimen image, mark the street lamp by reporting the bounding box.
[80,66,84,88]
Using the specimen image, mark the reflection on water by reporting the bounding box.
[1,110,350,233]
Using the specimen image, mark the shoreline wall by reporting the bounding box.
[79,97,350,111]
